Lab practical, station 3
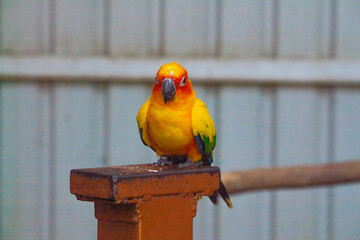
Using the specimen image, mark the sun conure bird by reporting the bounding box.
[137,62,232,208]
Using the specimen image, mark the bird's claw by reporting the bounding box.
[154,156,172,166]
[177,160,203,168]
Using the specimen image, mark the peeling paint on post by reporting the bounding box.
[70,164,220,240]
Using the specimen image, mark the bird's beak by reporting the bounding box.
[161,78,176,104]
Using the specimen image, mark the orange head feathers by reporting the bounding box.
[152,62,194,104]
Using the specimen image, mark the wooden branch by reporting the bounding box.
[222,160,360,194]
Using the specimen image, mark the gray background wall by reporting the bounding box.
[1,1,360,240]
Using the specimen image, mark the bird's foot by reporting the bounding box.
[177,159,203,168]
[168,155,187,165]
[154,156,173,166]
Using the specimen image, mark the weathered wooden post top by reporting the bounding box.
[70,164,220,240]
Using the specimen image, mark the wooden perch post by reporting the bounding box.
[70,164,220,240]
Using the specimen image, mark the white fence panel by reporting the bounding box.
[55,0,105,55]
[0,0,50,54]
[164,0,216,57]
[192,84,218,240]
[278,1,331,58]
[217,87,273,240]
[274,88,330,239]
[53,84,105,240]
[108,84,155,166]
[333,89,360,240]
[337,0,360,58]
[221,0,273,57]
[109,0,160,57]
[0,83,50,240]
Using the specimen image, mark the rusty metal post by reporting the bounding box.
[70,164,220,240]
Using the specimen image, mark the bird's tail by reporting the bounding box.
[209,180,233,208]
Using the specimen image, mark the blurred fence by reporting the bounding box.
[1,0,359,58]
[1,1,360,240]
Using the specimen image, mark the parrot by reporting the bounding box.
[137,62,232,208]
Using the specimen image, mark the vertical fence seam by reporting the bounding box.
[0,0,3,51]
[271,0,279,58]
[214,0,223,58]
[327,87,335,240]
[48,0,56,54]
[329,0,338,58]
[212,83,221,240]
[37,82,44,240]
[103,0,111,56]
[103,84,110,166]
[158,0,166,57]
[269,86,278,240]
[48,83,56,240]
[0,81,3,239]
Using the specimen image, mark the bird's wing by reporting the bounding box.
[136,98,153,150]
[192,98,216,165]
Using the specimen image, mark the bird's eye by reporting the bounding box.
[155,76,159,84]
[179,76,186,87]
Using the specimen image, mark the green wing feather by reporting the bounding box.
[192,99,232,208]
[192,98,216,164]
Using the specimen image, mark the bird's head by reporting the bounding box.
[153,62,193,104]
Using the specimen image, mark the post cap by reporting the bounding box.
[70,164,220,203]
